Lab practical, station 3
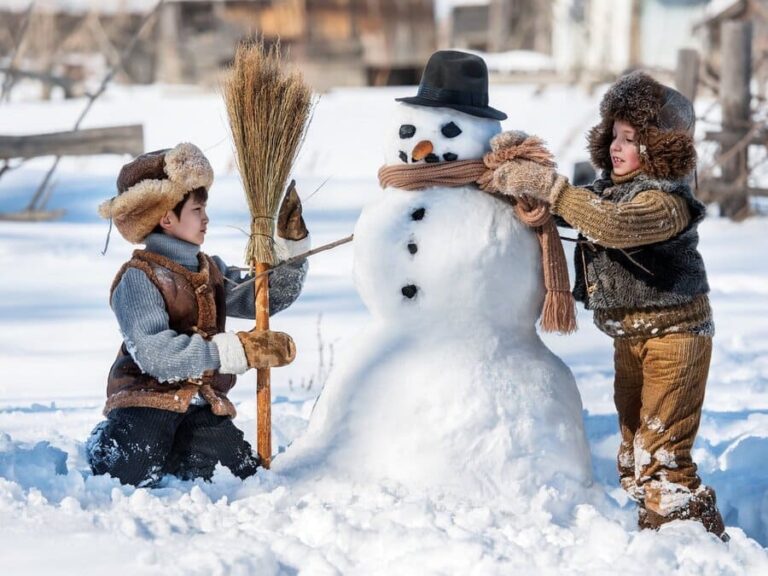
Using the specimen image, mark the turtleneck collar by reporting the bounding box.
[610,168,644,184]
[144,233,201,271]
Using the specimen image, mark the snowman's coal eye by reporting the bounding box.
[441,122,462,138]
[399,124,416,139]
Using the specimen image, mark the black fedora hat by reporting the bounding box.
[396,50,507,120]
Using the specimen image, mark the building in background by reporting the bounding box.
[0,0,437,92]
[156,0,436,89]
[1,0,758,91]
[447,0,715,79]
[552,0,710,78]
[448,0,552,54]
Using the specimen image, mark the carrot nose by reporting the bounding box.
[411,140,434,161]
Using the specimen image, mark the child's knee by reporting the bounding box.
[86,410,176,486]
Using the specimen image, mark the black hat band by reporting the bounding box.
[416,84,489,108]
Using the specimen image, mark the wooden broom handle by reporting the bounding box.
[254,260,272,468]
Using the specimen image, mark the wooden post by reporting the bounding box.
[156,2,183,83]
[675,48,699,103]
[629,0,643,68]
[488,0,512,52]
[254,261,272,468]
[719,20,752,219]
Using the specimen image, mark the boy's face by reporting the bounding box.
[159,197,208,246]
[610,119,642,176]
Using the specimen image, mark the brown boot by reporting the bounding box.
[688,487,728,540]
[638,487,728,541]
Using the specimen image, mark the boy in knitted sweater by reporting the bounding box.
[87,143,310,487]
[498,72,726,537]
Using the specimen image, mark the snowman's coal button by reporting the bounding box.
[401,284,418,299]
[443,152,458,161]
[407,242,418,255]
[411,208,426,221]
[398,150,408,163]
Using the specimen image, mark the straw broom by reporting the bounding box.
[223,41,312,468]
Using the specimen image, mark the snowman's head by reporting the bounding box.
[384,103,502,166]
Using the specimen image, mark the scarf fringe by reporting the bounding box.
[541,291,578,334]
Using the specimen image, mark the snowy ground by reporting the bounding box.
[1,82,768,574]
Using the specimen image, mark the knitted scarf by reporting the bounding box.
[377,132,576,334]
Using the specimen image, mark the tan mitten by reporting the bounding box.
[236,329,296,369]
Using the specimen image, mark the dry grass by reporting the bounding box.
[223,41,312,266]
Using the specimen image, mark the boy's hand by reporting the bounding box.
[237,329,296,369]
[277,180,309,241]
[492,159,570,203]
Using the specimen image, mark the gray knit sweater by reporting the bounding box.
[111,233,307,382]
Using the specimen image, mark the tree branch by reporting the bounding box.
[0,1,35,103]
[25,0,166,212]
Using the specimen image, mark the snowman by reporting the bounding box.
[279,52,592,500]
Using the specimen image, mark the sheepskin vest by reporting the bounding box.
[104,250,237,417]
[573,173,709,310]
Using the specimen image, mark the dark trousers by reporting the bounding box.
[86,405,260,487]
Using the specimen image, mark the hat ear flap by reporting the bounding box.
[587,119,613,173]
[641,127,696,180]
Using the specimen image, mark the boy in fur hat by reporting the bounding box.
[496,71,726,537]
[87,143,310,487]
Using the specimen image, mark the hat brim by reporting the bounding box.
[395,96,507,120]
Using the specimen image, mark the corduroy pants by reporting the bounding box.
[87,405,260,487]
[613,333,712,516]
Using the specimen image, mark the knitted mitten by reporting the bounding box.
[491,158,569,204]
[236,329,296,369]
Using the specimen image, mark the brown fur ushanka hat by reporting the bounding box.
[98,143,213,244]
[587,71,696,181]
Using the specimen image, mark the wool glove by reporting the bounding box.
[492,159,570,204]
[277,180,309,241]
[236,329,296,369]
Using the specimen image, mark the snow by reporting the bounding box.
[434,0,490,20]
[470,50,556,74]
[1,81,768,573]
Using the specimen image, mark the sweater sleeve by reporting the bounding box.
[111,267,221,382]
[213,236,309,320]
[550,185,691,249]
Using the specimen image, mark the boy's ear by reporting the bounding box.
[158,210,176,232]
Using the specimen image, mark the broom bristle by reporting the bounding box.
[223,41,312,266]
